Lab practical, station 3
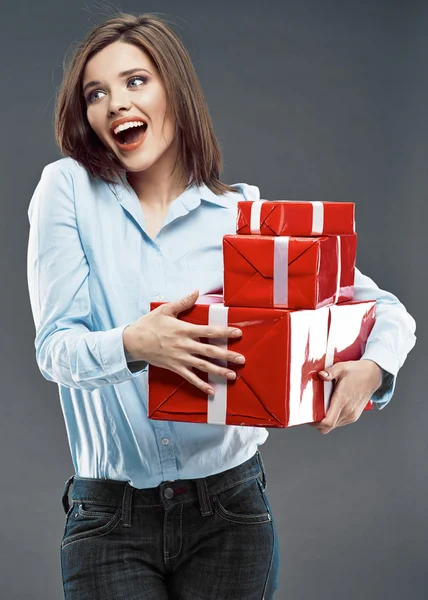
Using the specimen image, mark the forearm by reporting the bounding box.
[36,324,147,390]
[353,267,416,407]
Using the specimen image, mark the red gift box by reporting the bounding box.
[237,200,355,237]
[223,234,356,310]
[148,296,375,428]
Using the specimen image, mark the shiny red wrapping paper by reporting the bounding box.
[223,234,357,310]
[237,200,355,236]
[148,296,375,428]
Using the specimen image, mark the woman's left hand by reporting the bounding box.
[309,359,384,434]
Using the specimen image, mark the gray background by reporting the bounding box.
[0,0,425,598]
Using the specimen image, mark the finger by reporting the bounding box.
[318,362,347,381]
[313,403,361,433]
[186,355,238,380]
[308,420,334,432]
[163,290,200,317]
[310,422,335,434]
[179,366,215,395]
[308,422,332,435]
[317,387,345,430]
[191,340,246,364]
[186,323,243,340]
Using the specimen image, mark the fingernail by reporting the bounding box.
[207,388,215,396]
[319,370,329,378]
[232,329,242,337]
[235,355,245,364]
[226,372,236,380]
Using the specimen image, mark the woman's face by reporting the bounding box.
[82,41,178,176]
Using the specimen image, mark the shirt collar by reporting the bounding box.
[197,183,232,208]
[110,175,236,209]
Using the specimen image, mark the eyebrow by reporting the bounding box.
[82,68,152,95]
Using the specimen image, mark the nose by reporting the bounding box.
[107,90,132,115]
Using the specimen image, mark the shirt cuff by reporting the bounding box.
[360,343,397,409]
[99,325,148,383]
[361,340,400,376]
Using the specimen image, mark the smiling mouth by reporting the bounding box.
[113,122,148,146]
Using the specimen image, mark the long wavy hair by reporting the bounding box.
[55,12,239,195]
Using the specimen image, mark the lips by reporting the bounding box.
[110,115,147,134]
[109,117,148,153]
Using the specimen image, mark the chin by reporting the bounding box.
[124,160,156,173]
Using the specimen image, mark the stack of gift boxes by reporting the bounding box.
[148,200,376,428]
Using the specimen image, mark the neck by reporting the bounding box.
[125,145,189,211]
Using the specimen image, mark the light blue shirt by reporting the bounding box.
[27,157,416,488]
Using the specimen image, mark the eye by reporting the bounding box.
[87,89,105,103]
[86,76,148,103]
[128,75,148,88]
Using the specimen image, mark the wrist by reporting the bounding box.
[122,324,139,362]
[361,359,384,390]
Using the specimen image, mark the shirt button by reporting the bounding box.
[156,294,164,301]
[164,487,174,499]
[162,438,169,445]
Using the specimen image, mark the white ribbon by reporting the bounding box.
[273,237,289,306]
[310,201,324,235]
[250,200,265,234]
[333,235,341,304]
[207,303,229,424]
[323,237,342,409]
[250,200,325,235]
[273,235,340,308]
[323,306,337,412]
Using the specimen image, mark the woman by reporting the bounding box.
[27,12,416,600]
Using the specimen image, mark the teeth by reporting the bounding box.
[113,121,146,135]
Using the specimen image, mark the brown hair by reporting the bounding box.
[55,12,239,195]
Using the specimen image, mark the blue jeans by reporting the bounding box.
[60,450,280,599]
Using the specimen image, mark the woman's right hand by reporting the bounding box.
[122,290,246,395]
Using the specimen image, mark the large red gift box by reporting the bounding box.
[223,234,357,310]
[237,200,355,237]
[148,296,375,428]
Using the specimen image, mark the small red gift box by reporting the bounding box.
[223,234,356,310]
[237,200,355,237]
[148,296,375,428]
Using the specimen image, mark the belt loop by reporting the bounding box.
[256,450,267,489]
[61,475,75,515]
[195,478,213,517]
[121,483,133,528]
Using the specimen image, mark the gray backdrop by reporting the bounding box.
[0,0,426,598]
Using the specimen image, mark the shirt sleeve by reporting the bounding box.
[353,267,416,409]
[27,162,148,391]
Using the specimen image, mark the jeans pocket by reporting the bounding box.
[78,502,119,519]
[61,501,122,549]
[213,476,272,525]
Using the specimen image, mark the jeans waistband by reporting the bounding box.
[61,450,267,526]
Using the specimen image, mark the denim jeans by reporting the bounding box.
[60,450,279,599]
